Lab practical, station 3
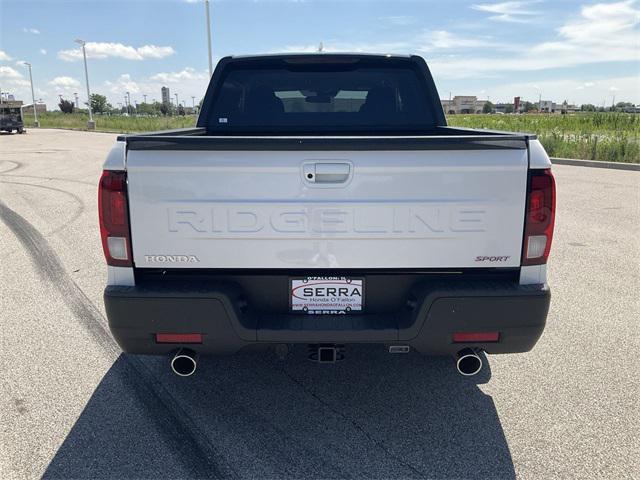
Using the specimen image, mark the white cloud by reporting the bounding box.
[280,40,414,54]
[281,30,510,56]
[0,65,24,79]
[22,27,40,34]
[419,30,501,50]
[100,68,210,108]
[49,76,81,88]
[285,1,638,80]
[0,66,30,91]
[40,49,47,55]
[57,42,175,62]
[136,45,177,59]
[107,74,143,95]
[0,50,12,61]
[472,1,540,22]
[575,81,598,90]
[150,67,208,83]
[530,0,640,64]
[272,1,639,104]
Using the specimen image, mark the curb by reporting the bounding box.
[551,157,640,171]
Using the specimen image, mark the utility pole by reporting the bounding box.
[23,62,39,127]
[143,94,147,104]
[204,0,213,77]
[175,93,179,114]
[192,96,195,108]
[75,39,95,129]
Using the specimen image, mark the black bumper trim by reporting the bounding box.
[104,280,550,356]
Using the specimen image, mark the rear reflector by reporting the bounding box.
[107,237,128,260]
[156,333,203,344]
[453,332,500,343]
[522,169,556,266]
[98,171,132,267]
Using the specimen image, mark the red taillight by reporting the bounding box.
[98,170,132,267]
[156,333,203,344]
[453,332,500,343]
[522,169,556,266]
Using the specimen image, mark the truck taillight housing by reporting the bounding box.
[99,170,132,267]
[522,169,556,266]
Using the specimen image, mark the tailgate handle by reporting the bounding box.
[312,163,351,183]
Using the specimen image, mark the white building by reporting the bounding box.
[441,96,490,114]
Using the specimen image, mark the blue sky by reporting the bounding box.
[1,0,638,110]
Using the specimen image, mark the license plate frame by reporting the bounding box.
[290,276,365,314]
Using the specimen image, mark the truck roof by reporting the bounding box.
[229,52,412,58]
[223,53,414,63]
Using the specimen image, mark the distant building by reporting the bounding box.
[441,96,489,114]
[495,103,513,113]
[1,99,47,114]
[539,100,554,113]
[539,100,578,113]
[161,86,170,106]
[0,99,22,108]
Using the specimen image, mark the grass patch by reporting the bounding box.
[21,111,196,133]
[21,111,639,163]
[447,113,639,163]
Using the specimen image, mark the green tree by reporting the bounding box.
[482,101,494,114]
[136,102,155,115]
[581,104,597,112]
[504,104,514,114]
[88,94,108,114]
[58,99,74,113]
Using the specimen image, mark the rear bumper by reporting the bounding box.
[104,278,550,356]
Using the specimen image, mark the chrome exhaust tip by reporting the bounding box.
[455,348,483,376]
[170,348,198,377]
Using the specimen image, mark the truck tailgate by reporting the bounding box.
[126,147,528,269]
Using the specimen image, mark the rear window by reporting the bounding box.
[203,61,439,134]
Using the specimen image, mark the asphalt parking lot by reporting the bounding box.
[1,129,638,479]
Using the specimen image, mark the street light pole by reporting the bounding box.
[205,0,213,77]
[23,62,39,127]
[175,93,179,114]
[75,39,95,129]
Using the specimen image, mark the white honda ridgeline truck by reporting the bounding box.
[100,54,555,377]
